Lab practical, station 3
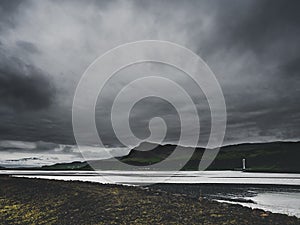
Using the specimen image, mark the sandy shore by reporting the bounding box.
[0,175,299,225]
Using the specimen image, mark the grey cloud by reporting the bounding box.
[16,41,40,54]
[0,0,24,31]
[279,56,300,77]
[0,0,299,147]
[192,0,300,143]
[0,52,55,111]
[199,0,300,55]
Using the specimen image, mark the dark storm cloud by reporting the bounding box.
[16,41,40,54]
[280,56,300,77]
[0,0,299,147]
[200,0,300,55]
[192,0,300,143]
[0,0,24,31]
[0,52,55,111]
[0,0,24,11]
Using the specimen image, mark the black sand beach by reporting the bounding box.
[0,175,299,225]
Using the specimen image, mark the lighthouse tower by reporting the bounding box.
[242,158,246,171]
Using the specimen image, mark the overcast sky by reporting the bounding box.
[0,0,299,150]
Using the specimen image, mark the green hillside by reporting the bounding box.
[118,141,300,172]
[10,141,299,172]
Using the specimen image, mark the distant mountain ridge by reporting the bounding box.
[116,141,300,172]
[4,141,300,172]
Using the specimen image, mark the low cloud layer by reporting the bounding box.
[0,140,130,167]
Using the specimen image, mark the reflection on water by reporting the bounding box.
[1,170,300,185]
[216,191,300,218]
[152,184,300,218]
[242,191,300,218]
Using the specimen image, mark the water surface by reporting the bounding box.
[1,170,299,217]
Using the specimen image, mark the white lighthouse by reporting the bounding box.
[242,158,246,171]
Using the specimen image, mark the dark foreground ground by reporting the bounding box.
[0,176,299,225]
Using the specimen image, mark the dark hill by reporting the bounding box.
[117,141,300,172]
[33,141,300,172]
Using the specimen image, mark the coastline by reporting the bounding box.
[0,175,299,224]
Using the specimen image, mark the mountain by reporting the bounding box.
[117,141,300,172]
[205,141,300,172]
[31,141,300,172]
[39,161,92,170]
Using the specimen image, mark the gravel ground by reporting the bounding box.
[0,175,299,225]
